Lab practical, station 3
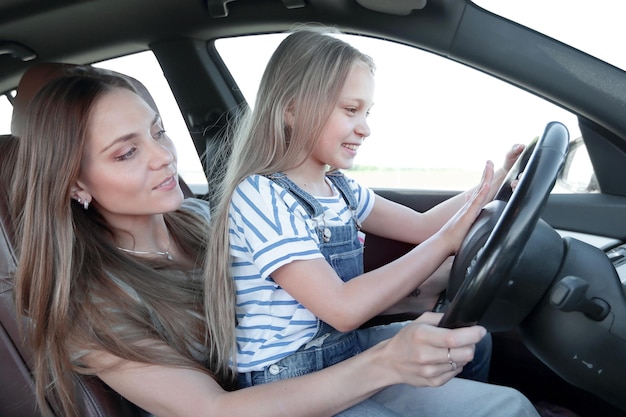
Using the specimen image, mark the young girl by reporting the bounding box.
[208,27,536,416]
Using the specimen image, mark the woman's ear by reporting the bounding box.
[71,180,92,208]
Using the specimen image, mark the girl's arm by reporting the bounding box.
[272,162,494,331]
[88,313,485,417]
[362,144,524,244]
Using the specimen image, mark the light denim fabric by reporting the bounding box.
[336,378,540,417]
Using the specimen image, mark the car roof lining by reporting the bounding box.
[0,0,470,93]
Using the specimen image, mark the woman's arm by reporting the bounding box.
[88,313,485,417]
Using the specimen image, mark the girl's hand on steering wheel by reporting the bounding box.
[503,143,525,172]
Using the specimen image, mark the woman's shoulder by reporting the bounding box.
[180,197,211,221]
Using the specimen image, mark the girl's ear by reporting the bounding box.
[285,102,296,128]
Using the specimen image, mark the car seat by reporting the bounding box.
[0,61,194,417]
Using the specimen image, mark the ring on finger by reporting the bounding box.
[447,347,458,371]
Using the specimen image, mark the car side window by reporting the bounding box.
[0,93,14,134]
[215,34,594,194]
[95,52,209,195]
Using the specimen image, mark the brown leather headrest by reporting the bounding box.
[10,63,76,137]
[10,62,160,137]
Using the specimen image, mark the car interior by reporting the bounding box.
[2,1,626,416]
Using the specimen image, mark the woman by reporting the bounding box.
[11,66,219,416]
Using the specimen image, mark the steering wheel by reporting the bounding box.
[439,121,569,329]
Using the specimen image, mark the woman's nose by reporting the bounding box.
[149,139,175,169]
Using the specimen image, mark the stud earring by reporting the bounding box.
[75,197,89,210]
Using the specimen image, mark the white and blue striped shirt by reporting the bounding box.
[230,174,375,372]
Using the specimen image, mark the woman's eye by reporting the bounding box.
[345,107,357,114]
[115,147,137,161]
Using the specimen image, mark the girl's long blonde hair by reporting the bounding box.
[205,27,375,368]
[10,68,233,417]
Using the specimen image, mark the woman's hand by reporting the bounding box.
[379,312,486,387]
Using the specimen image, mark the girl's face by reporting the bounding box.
[76,87,183,228]
[312,61,374,170]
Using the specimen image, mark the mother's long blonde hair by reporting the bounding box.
[10,68,232,417]
[206,27,375,362]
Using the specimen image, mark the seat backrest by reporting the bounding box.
[0,134,37,417]
[0,63,163,417]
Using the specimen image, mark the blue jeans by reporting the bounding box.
[330,323,529,417]
[335,378,539,417]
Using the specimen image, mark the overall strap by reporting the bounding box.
[266,171,357,215]
[326,171,361,230]
[325,171,357,210]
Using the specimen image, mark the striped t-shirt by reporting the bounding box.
[230,173,375,372]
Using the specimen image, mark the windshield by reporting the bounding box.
[473,0,626,72]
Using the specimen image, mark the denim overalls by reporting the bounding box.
[238,171,365,387]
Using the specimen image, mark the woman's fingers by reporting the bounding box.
[381,314,487,386]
